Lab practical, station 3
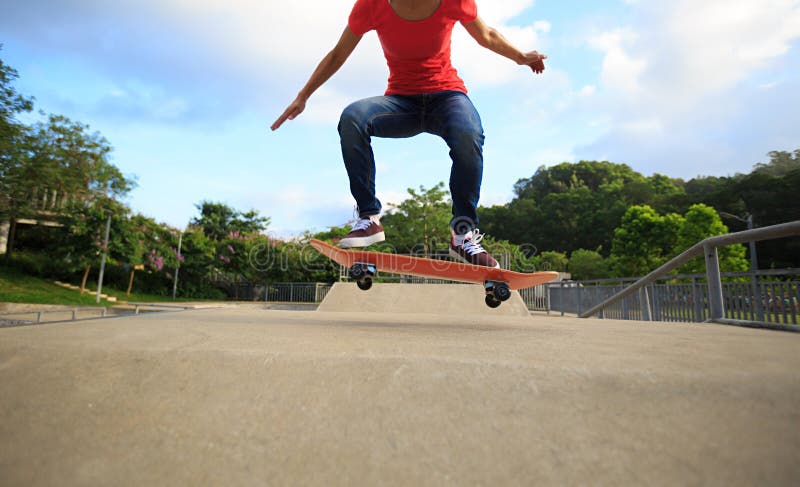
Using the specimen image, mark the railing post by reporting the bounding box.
[640,286,652,321]
[753,274,764,322]
[704,244,725,321]
[546,285,551,315]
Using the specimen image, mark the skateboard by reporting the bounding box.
[309,239,559,308]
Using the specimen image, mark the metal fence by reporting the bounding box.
[550,269,799,326]
[219,282,333,303]
[519,285,550,312]
[576,220,800,331]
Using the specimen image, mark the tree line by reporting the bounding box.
[480,153,800,278]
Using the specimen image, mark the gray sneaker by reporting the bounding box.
[449,229,499,268]
[339,217,386,248]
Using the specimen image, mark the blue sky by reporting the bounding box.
[2,0,799,237]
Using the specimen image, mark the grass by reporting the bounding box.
[0,266,211,306]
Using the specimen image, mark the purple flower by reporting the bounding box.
[227,244,235,254]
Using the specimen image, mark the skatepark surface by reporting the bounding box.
[1,305,799,486]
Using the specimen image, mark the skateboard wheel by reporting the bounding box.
[485,295,502,308]
[357,278,373,291]
[493,283,511,302]
[349,264,366,281]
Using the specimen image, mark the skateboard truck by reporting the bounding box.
[484,280,511,308]
[349,262,377,291]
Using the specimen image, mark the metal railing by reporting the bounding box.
[551,270,798,323]
[214,282,331,303]
[578,220,800,331]
[0,303,188,327]
[519,285,550,312]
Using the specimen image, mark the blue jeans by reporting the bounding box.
[338,90,484,233]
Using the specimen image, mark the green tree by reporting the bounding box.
[3,114,134,258]
[611,205,677,277]
[0,47,33,163]
[569,249,608,280]
[534,250,569,273]
[191,201,270,241]
[59,198,129,291]
[493,161,662,255]
[380,182,452,255]
[752,150,800,177]
[674,204,748,274]
[173,226,220,298]
[1,51,35,257]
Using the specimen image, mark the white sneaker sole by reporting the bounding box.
[339,232,386,249]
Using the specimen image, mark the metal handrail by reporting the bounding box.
[579,220,800,324]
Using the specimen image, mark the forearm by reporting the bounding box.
[271,27,360,131]
[296,27,360,101]
[479,28,527,65]
[297,50,347,100]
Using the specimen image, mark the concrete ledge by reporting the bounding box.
[317,282,530,316]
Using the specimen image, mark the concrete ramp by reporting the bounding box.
[317,282,530,316]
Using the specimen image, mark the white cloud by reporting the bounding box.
[478,0,536,24]
[576,0,800,176]
[589,0,800,111]
[588,28,647,97]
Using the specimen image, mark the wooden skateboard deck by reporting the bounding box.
[309,238,559,291]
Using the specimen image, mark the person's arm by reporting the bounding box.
[461,17,547,74]
[271,27,362,131]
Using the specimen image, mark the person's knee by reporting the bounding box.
[338,101,370,135]
[448,123,484,153]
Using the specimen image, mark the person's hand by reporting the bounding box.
[521,51,547,74]
[271,96,307,131]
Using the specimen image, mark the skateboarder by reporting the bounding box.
[272,0,547,268]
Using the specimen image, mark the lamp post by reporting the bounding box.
[719,211,762,320]
[172,229,184,300]
[719,211,758,273]
[96,212,112,304]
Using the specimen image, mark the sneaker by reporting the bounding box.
[449,229,499,268]
[339,216,385,248]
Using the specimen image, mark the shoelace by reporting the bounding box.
[351,218,373,232]
[462,229,487,256]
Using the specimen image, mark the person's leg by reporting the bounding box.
[425,91,485,235]
[338,95,423,218]
[426,91,497,268]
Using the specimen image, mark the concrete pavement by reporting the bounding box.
[1,308,798,486]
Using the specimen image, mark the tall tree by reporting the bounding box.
[568,249,608,280]
[674,204,748,274]
[611,205,682,277]
[0,50,35,256]
[3,113,134,258]
[191,201,270,241]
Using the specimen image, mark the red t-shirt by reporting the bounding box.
[348,0,478,95]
